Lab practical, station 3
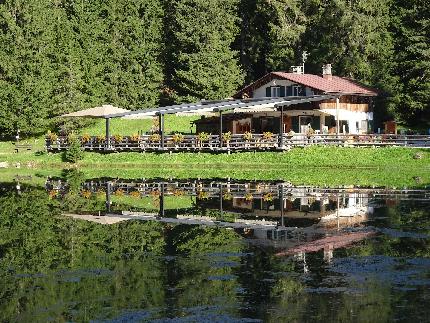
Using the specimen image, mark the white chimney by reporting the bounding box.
[322,64,332,80]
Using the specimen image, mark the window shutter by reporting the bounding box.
[266,87,271,97]
[286,86,292,96]
[280,86,285,97]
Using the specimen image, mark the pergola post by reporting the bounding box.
[105,118,110,151]
[336,97,340,135]
[279,106,284,149]
[219,183,223,217]
[280,184,284,227]
[105,181,111,213]
[159,182,165,217]
[219,110,223,149]
[158,113,165,150]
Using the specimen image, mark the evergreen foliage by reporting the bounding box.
[167,0,244,102]
[0,0,428,137]
[64,135,84,163]
[392,0,430,122]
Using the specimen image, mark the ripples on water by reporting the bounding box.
[0,177,429,322]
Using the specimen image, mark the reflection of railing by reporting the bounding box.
[45,133,430,152]
[46,179,430,201]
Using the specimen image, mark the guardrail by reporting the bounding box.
[45,133,430,152]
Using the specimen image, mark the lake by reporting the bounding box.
[0,173,429,322]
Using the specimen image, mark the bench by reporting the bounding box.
[14,143,33,153]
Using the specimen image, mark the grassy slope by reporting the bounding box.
[1,118,429,187]
[0,147,429,188]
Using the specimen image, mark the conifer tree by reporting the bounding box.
[0,0,58,136]
[237,0,306,82]
[168,0,244,102]
[393,0,430,122]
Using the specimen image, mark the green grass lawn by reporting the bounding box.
[78,115,197,136]
[1,146,429,188]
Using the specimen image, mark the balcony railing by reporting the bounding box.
[45,133,430,152]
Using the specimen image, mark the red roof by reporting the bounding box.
[235,72,378,97]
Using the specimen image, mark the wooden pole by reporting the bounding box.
[219,183,223,218]
[105,181,111,213]
[280,184,284,227]
[105,118,110,150]
[159,113,165,150]
[336,97,340,135]
[279,106,284,149]
[159,182,165,217]
[219,111,223,149]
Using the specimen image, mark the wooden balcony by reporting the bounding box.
[45,133,430,152]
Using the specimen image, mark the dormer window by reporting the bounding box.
[271,86,281,97]
[292,85,303,96]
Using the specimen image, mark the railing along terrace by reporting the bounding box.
[45,133,430,152]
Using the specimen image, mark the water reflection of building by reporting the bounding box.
[45,178,429,259]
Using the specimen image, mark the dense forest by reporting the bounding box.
[0,0,428,136]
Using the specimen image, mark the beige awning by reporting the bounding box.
[61,105,130,118]
[233,103,277,113]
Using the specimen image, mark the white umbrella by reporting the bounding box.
[61,105,130,150]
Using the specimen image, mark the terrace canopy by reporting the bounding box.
[109,95,339,147]
[61,105,130,150]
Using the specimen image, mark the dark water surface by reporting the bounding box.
[1,175,429,322]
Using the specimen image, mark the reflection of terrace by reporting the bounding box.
[46,178,429,237]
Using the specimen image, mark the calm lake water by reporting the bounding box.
[1,174,429,322]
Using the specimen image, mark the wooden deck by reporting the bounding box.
[45,133,430,152]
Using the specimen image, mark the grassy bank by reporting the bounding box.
[0,146,429,188]
[1,146,429,169]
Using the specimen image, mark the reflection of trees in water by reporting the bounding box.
[0,187,167,321]
[1,183,429,321]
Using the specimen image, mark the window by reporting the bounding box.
[293,85,305,96]
[271,86,281,97]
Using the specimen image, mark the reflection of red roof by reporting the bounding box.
[234,72,379,97]
[275,231,376,257]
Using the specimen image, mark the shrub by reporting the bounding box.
[150,133,161,142]
[114,189,124,196]
[263,132,274,140]
[172,133,184,143]
[47,131,58,142]
[96,135,106,143]
[64,134,84,163]
[130,133,140,142]
[114,134,123,143]
[197,132,210,142]
[81,190,92,199]
[243,131,253,141]
[223,192,233,200]
[130,191,141,198]
[197,190,209,200]
[172,189,184,196]
[81,133,91,143]
[222,131,232,142]
[244,193,253,201]
[262,192,273,202]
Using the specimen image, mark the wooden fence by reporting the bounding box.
[45,133,430,152]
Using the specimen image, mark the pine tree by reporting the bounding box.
[0,0,58,137]
[237,0,306,82]
[301,0,395,85]
[168,0,244,102]
[102,0,164,110]
[393,0,430,123]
